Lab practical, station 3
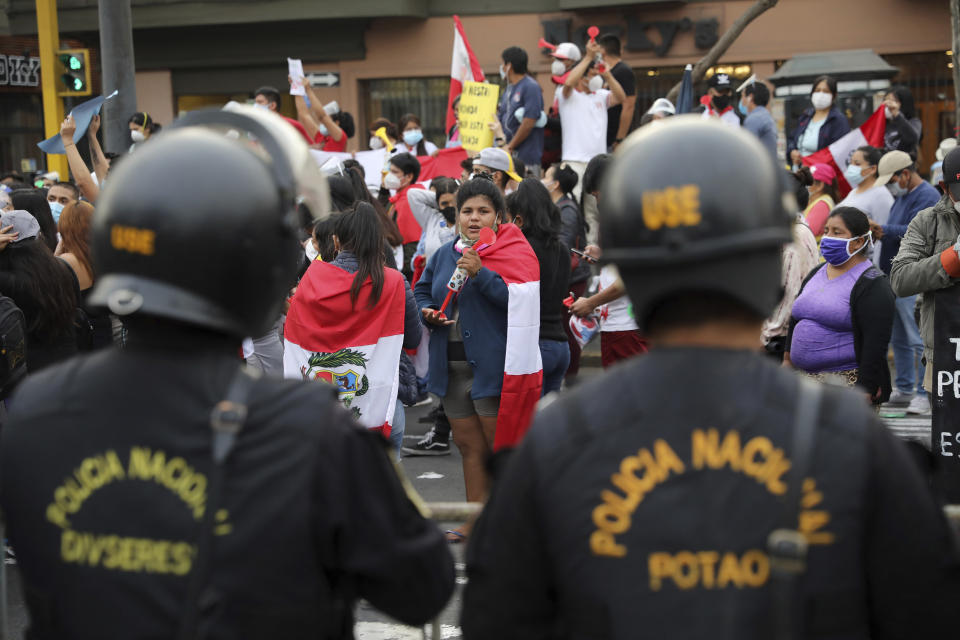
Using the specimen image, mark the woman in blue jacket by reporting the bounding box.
[414,177,522,533]
[787,75,851,169]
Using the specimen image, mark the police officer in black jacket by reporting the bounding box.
[462,118,960,639]
[0,106,454,638]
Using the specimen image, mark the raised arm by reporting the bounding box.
[60,115,99,203]
[87,115,109,183]
[305,83,344,143]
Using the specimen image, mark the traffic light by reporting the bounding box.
[55,48,91,97]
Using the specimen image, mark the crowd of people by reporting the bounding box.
[0,32,958,637]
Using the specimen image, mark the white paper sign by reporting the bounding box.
[288,58,305,96]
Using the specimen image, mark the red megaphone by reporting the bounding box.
[587,26,599,42]
[537,37,557,52]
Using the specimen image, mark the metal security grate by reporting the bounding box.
[362,77,451,151]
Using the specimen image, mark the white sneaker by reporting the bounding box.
[906,395,931,415]
[887,389,914,406]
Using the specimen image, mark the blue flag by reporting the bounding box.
[38,90,118,155]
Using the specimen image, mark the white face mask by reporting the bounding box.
[811,91,832,111]
[383,172,402,190]
[588,75,604,93]
[499,64,507,80]
[954,198,960,215]
[551,60,566,76]
[130,129,146,143]
[304,240,319,262]
[369,136,384,150]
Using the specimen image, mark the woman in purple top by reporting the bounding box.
[785,206,895,404]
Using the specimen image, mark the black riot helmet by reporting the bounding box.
[601,116,794,329]
[88,106,330,337]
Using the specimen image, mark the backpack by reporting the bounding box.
[0,294,27,399]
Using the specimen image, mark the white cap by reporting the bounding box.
[42,171,59,182]
[937,138,957,162]
[646,98,676,116]
[551,42,582,62]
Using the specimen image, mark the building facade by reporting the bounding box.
[1,0,953,173]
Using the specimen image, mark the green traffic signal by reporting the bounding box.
[68,56,81,71]
[72,77,83,90]
[56,49,90,95]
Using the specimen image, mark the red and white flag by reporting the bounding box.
[802,106,886,198]
[446,15,485,135]
[471,223,543,450]
[284,262,407,436]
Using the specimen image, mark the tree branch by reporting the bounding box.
[666,0,780,105]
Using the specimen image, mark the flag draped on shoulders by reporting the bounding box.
[476,223,543,450]
[802,106,886,198]
[284,261,407,436]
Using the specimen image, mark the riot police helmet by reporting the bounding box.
[88,105,330,337]
[600,116,794,330]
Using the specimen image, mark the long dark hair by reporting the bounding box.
[344,166,404,247]
[508,179,561,250]
[885,85,916,121]
[334,202,386,309]
[11,189,57,251]
[400,113,428,156]
[0,238,77,337]
[580,153,612,214]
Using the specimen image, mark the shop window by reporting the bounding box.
[0,94,44,175]
[361,77,450,150]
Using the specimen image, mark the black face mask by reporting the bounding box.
[440,206,456,224]
[712,94,731,111]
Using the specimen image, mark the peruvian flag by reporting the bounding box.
[474,223,543,450]
[446,15,485,135]
[283,261,408,436]
[418,146,469,182]
[802,106,886,198]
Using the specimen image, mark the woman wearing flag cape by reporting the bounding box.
[415,177,542,530]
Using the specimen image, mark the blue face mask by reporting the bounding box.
[48,201,64,223]
[844,163,866,187]
[403,129,423,146]
[820,233,869,266]
[319,124,328,137]
[738,100,748,116]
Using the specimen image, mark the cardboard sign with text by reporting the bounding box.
[458,81,500,152]
[933,285,960,501]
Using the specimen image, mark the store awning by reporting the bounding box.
[769,49,899,86]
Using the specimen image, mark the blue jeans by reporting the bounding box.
[891,294,925,396]
[389,398,405,460]
[540,339,571,396]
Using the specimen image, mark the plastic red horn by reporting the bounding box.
[537,37,557,51]
[587,26,599,42]
[478,227,497,246]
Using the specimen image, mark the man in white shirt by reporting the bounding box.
[557,39,627,194]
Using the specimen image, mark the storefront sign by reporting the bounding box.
[933,286,960,501]
[625,17,719,57]
[458,81,499,152]
[0,55,41,88]
[541,16,720,60]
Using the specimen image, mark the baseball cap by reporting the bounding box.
[876,150,913,186]
[551,42,582,62]
[942,146,960,198]
[473,147,523,183]
[0,210,40,244]
[646,98,676,117]
[708,73,733,90]
[810,163,836,184]
[936,138,957,162]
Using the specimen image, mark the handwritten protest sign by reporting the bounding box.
[458,81,500,152]
[933,286,960,501]
[288,58,305,96]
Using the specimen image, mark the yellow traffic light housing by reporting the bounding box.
[56,48,91,96]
